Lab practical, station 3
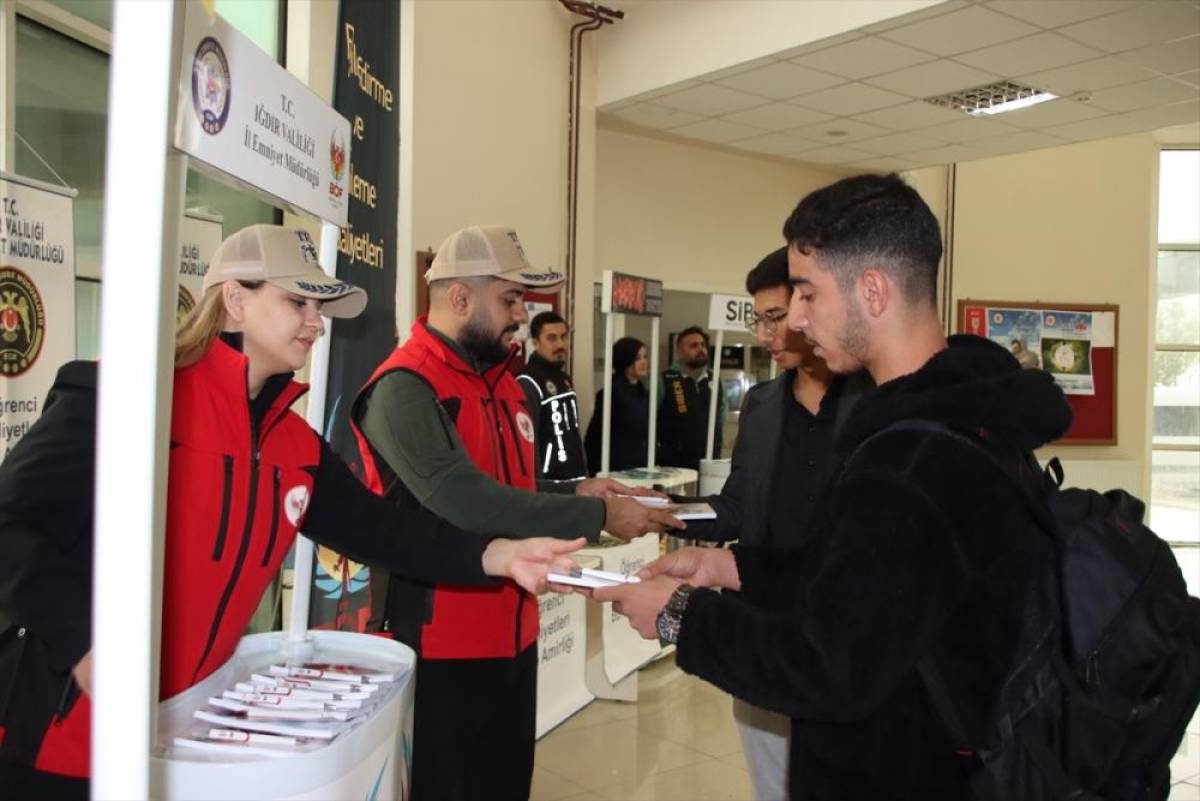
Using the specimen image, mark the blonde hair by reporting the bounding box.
[174,281,264,368]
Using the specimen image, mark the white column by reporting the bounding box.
[600,312,614,474]
[645,315,660,468]
[92,1,183,796]
[704,329,724,460]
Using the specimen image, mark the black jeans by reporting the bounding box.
[409,644,538,801]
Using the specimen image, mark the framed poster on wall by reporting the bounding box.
[957,300,1119,446]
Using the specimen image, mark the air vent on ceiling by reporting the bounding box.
[925,80,1058,117]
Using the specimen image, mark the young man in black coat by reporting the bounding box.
[593,173,1072,801]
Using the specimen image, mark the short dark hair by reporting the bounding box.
[781,173,942,305]
[530,311,566,339]
[612,337,644,374]
[676,326,708,350]
[745,247,790,295]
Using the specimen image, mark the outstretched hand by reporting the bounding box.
[482,537,587,595]
[603,496,686,540]
[575,477,667,500]
[639,546,740,590]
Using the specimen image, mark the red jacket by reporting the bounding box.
[352,319,539,659]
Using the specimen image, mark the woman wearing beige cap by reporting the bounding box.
[0,224,582,798]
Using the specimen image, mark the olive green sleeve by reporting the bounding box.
[358,370,604,541]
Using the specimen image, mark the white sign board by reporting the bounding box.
[0,173,75,461]
[535,589,592,737]
[578,534,663,685]
[177,213,223,327]
[174,3,351,226]
[708,293,755,332]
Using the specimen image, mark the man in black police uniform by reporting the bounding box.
[657,326,724,470]
[517,311,589,491]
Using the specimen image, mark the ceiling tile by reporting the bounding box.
[953,32,1103,77]
[1175,70,1200,88]
[611,103,706,130]
[993,97,1110,128]
[973,130,1072,154]
[732,132,824,156]
[866,59,999,98]
[722,102,834,131]
[853,132,948,156]
[1089,77,1199,112]
[1122,99,1200,128]
[653,83,773,116]
[714,62,845,100]
[636,79,703,102]
[790,83,911,116]
[789,118,893,144]
[700,57,777,83]
[772,31,866,61]
[878,6,1040,57]
[860,1,971,34]
[984,0,1139,29]
[1116,36,1200,77]
[789,36,936,80]
[1042,113,1156,141]
[1058,2,1200,53]
[791,145,876,164]
[904,144,988,164]
[1017,57,1159,95]
[667,118,770,144]
[851,100,968,130]
[918,116,1023,142]
[846,156,924,172]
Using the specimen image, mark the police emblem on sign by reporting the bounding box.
[0,266,46,378]
[176,285,196,328]
[191,36,231,135]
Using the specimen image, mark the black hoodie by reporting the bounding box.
[675,335,1072,801]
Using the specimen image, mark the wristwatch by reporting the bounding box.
[655,583,698,646]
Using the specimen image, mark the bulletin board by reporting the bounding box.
[957,300,1119,446]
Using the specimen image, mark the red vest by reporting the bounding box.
[351,319,539,659]
[39,337,319,778]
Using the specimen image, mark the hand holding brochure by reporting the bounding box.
[547,566,642,589]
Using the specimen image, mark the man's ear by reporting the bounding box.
[222,281,247,326]
[859,269,890,318]
[446,280,473,317]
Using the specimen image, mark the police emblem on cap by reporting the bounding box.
[515,410,536,443]
[0,266,46,378]
[176,285,196,328]
[296,230,320,265]
[191,36,231,135]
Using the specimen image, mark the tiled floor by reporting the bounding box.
[534,656,1200,801]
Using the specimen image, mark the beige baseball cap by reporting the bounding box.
[203,224,368,318]
[426,225,564,288]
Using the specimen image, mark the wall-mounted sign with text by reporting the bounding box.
[600,270,662,317]
[173,2,351,226]
[707,293,755,332]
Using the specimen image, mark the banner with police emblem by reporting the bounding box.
[177,212,222,328]
[0,172,75,461]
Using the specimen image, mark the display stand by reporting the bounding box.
[705,293,755,460]
[535,554,600,736]
[151,631,414,801]
[598,270,663,472]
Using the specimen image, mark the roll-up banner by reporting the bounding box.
[177,212,223,327]
[310,0,400,632]
[0,171,76,462]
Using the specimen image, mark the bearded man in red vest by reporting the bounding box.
[352,224,683,801]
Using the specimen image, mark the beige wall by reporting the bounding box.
[949,134,1159,485]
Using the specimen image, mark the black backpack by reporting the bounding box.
[875,420,1200,801]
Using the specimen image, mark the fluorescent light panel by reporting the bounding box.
[925,80,1059,118]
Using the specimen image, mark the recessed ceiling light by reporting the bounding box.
[825,130,848,137]
[925,80,1058,117]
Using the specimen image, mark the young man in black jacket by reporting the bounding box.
[594,173,1072,801]
[684,246,871,800]
[517,311,590,491]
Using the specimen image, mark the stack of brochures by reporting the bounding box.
[173,662,404,757]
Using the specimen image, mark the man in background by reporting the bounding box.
[518,311,590,491]
[658,326,725,470]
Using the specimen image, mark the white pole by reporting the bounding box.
[287,222,339,644]
[93,1,182,796]
[705,329,724,460]
[600,311,614,474]
[646,315,660,468]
